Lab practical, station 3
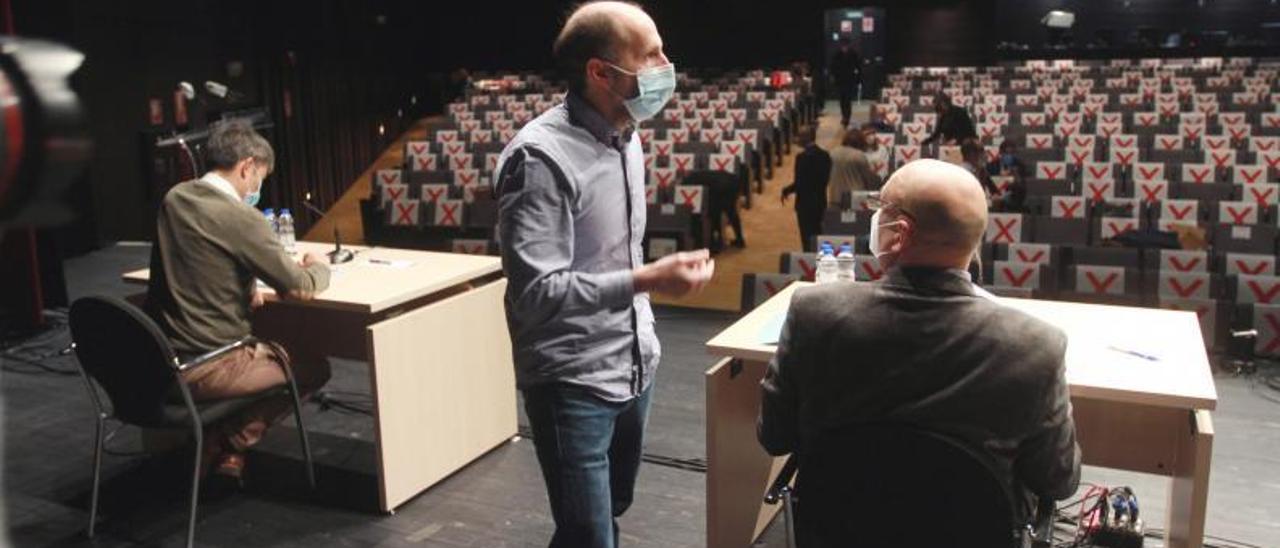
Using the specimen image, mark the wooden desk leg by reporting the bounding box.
[367,280,517,512]
[706,358,789,548]
[1166,409,1214,548]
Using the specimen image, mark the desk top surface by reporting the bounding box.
[706,282,1218,411]
[123,241,502,315]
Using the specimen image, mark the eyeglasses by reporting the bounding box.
[865,196,915,221]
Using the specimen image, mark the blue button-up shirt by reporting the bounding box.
[494,93,659,402]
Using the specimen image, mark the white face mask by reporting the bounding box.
[868,208,901,259]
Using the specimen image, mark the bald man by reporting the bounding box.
[758,159,1080,538]
[493,2,712,546]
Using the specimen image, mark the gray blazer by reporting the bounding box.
[758,267,1081,507]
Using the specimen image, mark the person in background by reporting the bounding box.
[782,127,831,253]
[683,168,745,252]
[145,119,332,492]
[758,159,1080,543]
[960,138,1000,200]
[828,38,862,129]
[987,139,1028,212]
[492,3,714,546]
[827,128,881,208]
[921,92,977,147]
[860,122,889,175]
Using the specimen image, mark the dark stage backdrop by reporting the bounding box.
[11,0,1279,246]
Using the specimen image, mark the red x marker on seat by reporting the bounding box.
[713,157,733,171]
[1239,169,1264,184]
[1113,151,1135,165]
[1225,205,1255,224]
[1140,183,1166,203]
[1248,280,1280,303]
[394,202,417,224]
[1169,256,1201,271]
[1187,167,1212,183]
[1002,267,1036,287]
[437,202,460,226]
[1084,271,1119,293]
[992,218,1018,242]
[1016,249,1045,263]
[423,186,446,202]
[861,261,884,281]
[1138,166,1162,181]
[1262,313,1280,353]
[1167,203,1194,220]
[1159,137,1181,150]
[1168,277,1205,298]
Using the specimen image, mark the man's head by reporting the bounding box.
[870,159,988,271]
[859,123,879,149]
[205,119,273,203]
[554,1,672,127]
[933,91,952,115]
[841,127,868,150]
[797,126,816,147]
[999,139,1018,155]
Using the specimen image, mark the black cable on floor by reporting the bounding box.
[515,425,708,474]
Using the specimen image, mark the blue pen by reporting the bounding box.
[1107,345,1158,361]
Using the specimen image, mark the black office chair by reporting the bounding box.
[68,296,316,548]
[763,423,1054,548]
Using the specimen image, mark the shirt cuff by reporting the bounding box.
[597,269,637,308]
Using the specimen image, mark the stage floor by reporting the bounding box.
[5,182,1279,547]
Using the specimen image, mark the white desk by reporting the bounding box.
[125,241,516,513]
[704,282,1217,548]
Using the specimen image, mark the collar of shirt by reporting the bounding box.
[565,92,634,151]
[200,172,242,202]
[882,266,976,297]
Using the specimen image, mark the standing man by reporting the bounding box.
[781,127,831,252]
[493,3,714,547]
[146,119,332,489]
[828,38,863,129]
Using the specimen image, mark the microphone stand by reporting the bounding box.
[301,198,354,264]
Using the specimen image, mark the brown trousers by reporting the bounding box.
[179,341,330,453]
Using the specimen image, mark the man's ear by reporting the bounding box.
[585,58,611,88]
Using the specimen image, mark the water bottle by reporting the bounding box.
[263,208,278,240]
[836,242,855,282]
[278,208,297,253]
[815,242,838,284]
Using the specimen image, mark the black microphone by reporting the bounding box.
[302,193,354,264]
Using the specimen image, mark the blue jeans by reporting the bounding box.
[522,382,654,548]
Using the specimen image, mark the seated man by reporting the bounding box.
[758,159,1080,522]
[145,120,332,488]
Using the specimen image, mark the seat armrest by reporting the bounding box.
[764,454,800,505]
[177,336,256,372]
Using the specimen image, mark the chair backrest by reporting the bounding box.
[69,296,181,427]
[795,423,1017,548]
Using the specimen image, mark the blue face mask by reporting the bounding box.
[1000,153,1015,166]
[608,62,676,122]
[243,176,263,208]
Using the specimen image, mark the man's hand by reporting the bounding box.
[300,252,326,268]
[633,249,715,297]
[251,289,266,309]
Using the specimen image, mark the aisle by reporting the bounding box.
[653,101,860,311]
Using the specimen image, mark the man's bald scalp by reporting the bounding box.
[554,1,647,94]
[886,159,988,256]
